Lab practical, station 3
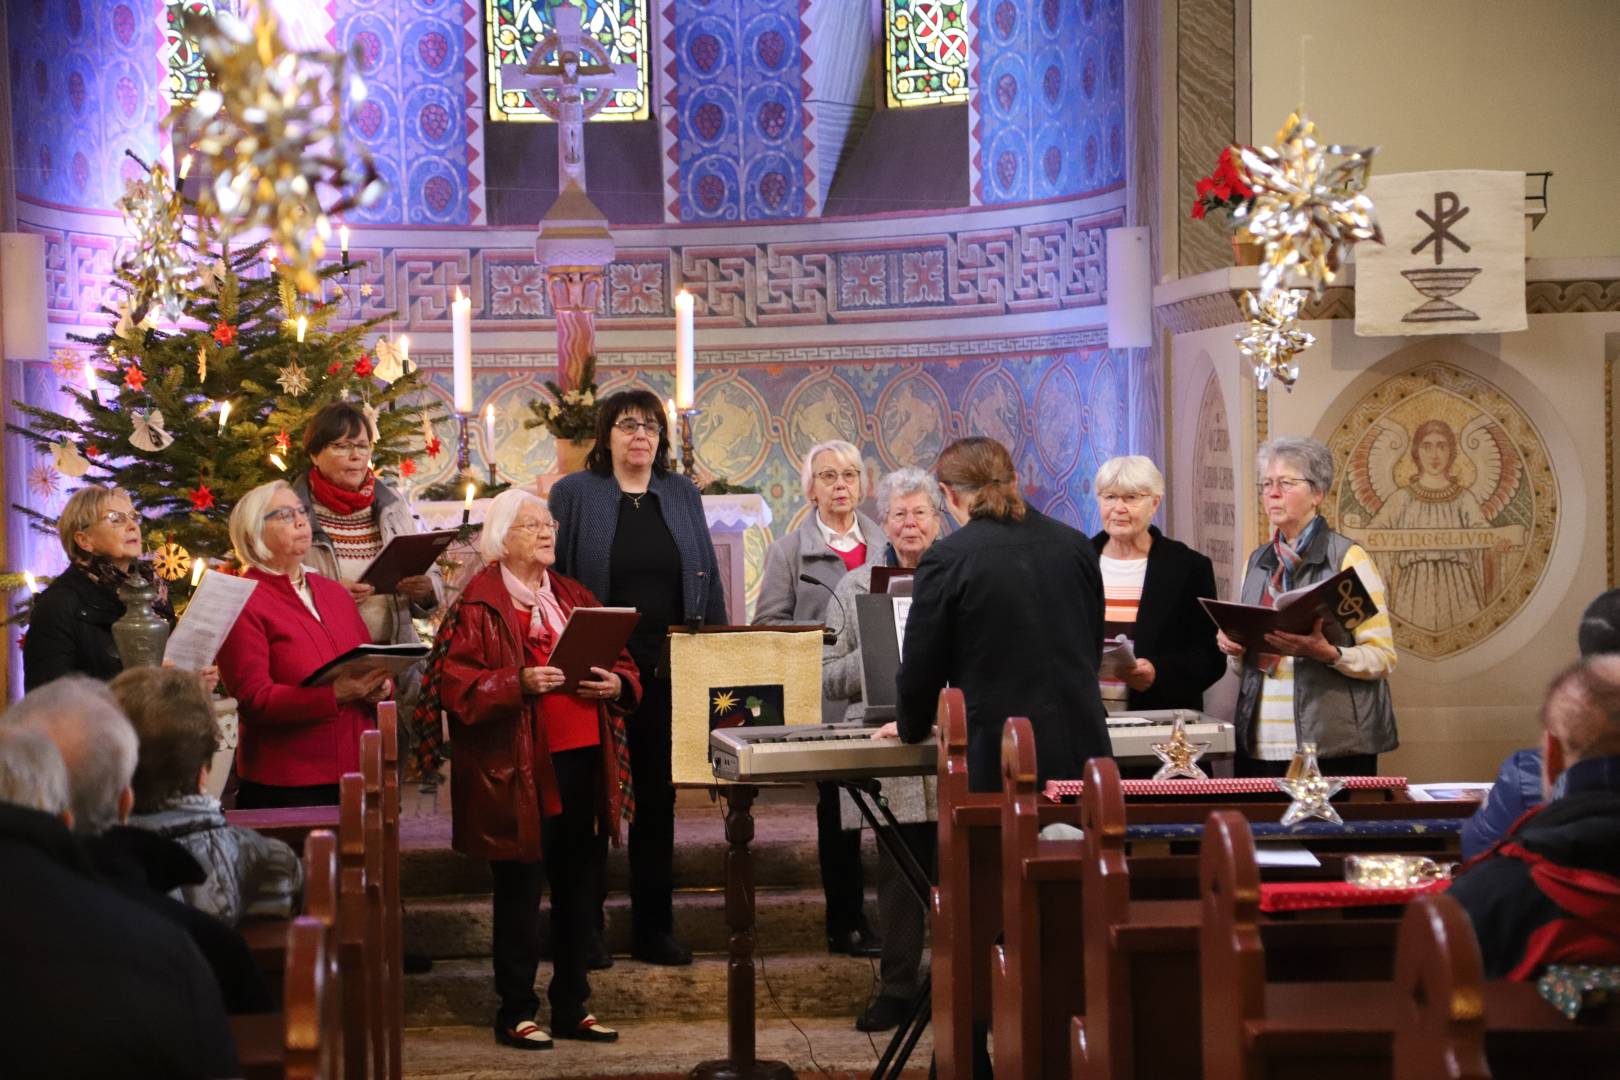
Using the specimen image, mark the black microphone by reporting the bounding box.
[799,573,846,644]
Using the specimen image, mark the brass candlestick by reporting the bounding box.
[679,407,702,480]
[455,413,471,474]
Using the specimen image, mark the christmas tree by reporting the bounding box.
[9,226,445,610]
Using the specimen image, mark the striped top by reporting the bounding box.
[1255,544,1397,760]
[312,501,392,642]
[1099,554,1147,712]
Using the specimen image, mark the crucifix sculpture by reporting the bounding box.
[501,5,639,391]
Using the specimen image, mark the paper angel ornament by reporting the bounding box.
[129,408,175,452]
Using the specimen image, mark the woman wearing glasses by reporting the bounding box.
[1090,456,1225,714]
[1217,437,1398,776]
[436,489,639,1048]
[292,402,441,656]
[24,485,195,690]
[215,481,390,809]
[549,390,726,967]
[754,439,886,958]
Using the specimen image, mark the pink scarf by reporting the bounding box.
[501,565,567,651]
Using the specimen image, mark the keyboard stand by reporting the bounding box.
[842,780,936,1080]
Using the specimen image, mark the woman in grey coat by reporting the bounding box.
[822,467,943,1031]
[753,439,884,957]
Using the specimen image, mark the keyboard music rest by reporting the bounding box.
[1105,708,1235,761]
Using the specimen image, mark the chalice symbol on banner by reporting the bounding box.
[1402,191,1481,323]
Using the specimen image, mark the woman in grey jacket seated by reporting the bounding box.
[754,438,885,957]
[822,466,943,1032]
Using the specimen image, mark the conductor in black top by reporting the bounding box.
[892,437,1110,792]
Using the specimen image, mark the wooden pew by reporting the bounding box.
[338,771,376,1080]
[1201,810,1620,1079]
[378,701,405,1080]
[360,728,390,1080]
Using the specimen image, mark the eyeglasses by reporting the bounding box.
[887,508,936,524]
[325,441,372,457]
[263,506,311,524]
[509,520,558,535]
[815,469,862,486]
[1258,477,1311,494]
[613,418,661,436]
[99,510,136,526]
[1098,492,1151,507]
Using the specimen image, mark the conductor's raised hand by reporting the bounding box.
[576,666,622,701]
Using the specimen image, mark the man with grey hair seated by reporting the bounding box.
[0,705,240,1078]
[6,674,271,1015]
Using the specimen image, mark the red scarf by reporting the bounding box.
[307,466,375,516]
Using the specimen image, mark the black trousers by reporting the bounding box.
[625,679,676,939]
[817,781,868,935]
[489,746,600,1029]
[1234,750,1379,778]
[234,780,341,809]
[876,821,935,998]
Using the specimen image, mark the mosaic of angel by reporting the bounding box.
[1341,415,1524,635]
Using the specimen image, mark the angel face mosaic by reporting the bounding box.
[1324,358,1557,660]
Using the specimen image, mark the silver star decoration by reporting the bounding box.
[1151,715,1211,780]
[276,363,310,396]
[1276,742,1345,825]
[1236,288,1315,390]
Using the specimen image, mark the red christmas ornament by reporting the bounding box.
[425,437,442,458]
[400,458,416,478]
[326,361,343,376]
[353,353,374,378]
[85,444,100,458]
[211,320,237,346]
[123,365,146,392]
[189,483,215,511]
[274,429,291,455]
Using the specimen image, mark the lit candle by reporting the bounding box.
[462,481,475,527]
[665,397,680,465]
[23,571,38,595]
[484,402,497,455]
[398,334,412,373]
[191,558,207,587]
[673,290,695,408]
[269,453,286,471]
[452,287,473,414]
[294,315,307,343]
[178,153,193,181]
[339,225,350,259]
[218,401,231,433]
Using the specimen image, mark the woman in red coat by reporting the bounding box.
[436,489,640,1050]
[217,481,391,809]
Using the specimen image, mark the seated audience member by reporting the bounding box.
[1461,587,1620,858]
[0,724,240,1080]
[1449,655,1620,979]
[8,675,271,1015]
[216,479,391,809]
[113,667,302,926]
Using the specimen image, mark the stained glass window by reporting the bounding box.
[486,0,650,122]
[885,0,969,108]
[161,1,225,104]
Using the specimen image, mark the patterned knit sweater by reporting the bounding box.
[313,500,392,641]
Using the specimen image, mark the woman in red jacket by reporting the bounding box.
[435,489,640,1050]
[217,481,391,809]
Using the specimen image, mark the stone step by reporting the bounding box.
[406,885,863,959]
[405,953,884,1027]
[405,1019,933,1079]
[402,830,882,898]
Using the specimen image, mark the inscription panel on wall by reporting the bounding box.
[1191,372,1235,600]
[1324,359,1557,660]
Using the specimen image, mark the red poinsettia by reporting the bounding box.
[353,353,374,378]
[327,360,344,376]
[189,483,215,511]
[1190,145,1256,223]
[400,458,416,478]
[425,437,442,458]
[212,320,237,347]
[274,429,291,455]
[123,365,146,392]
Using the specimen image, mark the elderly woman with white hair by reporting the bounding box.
[1217,437,1398,776]
[1090,455,1225,714]
[215,480,389,809]
[755,438,885,957]
[431,489,640,1050]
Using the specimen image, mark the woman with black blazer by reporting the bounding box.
[1089,456,1226,713]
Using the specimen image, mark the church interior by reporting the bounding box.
[0,0,1618,1076]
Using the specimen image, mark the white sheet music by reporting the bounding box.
[892,596,913,659]
[163,571,257,671]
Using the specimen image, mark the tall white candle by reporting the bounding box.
[673,290,695,408]
[665,397,680,465]
[484,402,497,453]
[451,287,473,414]
[338,225,350,259]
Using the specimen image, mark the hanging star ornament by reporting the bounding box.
[117,159,190,321]
[189,483,216,512]
[1236,288,1316,390]
[50,348,82,380]
[123,364,147,392]
[27,463,61,499]
[1150,715,1211,781]
[152,541,192,582]
[276,363,310,396]
[1235,112,1381,302]
[274,428,291,455]
[169,8,383,294]
[1276,742,1346,826]
[353,353,374,379]
[212,320,237,347]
